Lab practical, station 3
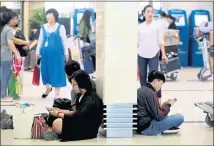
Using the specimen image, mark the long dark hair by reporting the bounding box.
[0,6,12,32]
[80,10,91,29]
[71,70,93,92]
[141,5,153,23]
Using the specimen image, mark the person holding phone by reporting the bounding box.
[137,70,184,136]
[138,5,168,98]
[46,70,103,141]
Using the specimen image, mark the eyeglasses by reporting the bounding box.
[72,84,77,87]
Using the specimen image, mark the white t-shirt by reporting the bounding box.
[138,21,164,59]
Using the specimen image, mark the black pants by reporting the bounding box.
[138,53,162,98]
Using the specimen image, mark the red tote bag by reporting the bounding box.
[32,59,41,86]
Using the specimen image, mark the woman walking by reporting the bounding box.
[138,5,168,98]
[36,8,68,99]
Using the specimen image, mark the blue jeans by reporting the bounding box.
[138,53,161,97]
[141,114,184,136]
[0,61,12,98]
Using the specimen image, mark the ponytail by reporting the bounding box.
[142,17,146,22]
[141,5,153,23]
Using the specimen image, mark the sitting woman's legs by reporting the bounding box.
[142,113,184,136]
[52,118,63,134]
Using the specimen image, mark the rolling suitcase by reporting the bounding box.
[75,37,95,74]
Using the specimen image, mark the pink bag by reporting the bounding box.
[31,116,50,139]
[12,55,22,73]
[32,59,40,86]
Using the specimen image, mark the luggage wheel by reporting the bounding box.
[167,73,177,81]
[205,114,214,127]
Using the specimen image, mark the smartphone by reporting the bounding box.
[173,98,177,102]
[46,107,53,112]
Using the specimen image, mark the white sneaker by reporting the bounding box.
[162,127,181,134]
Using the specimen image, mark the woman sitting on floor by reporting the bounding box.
[48,70,103,141]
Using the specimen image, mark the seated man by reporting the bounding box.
[64,60,96,110]
[137,70,184,136]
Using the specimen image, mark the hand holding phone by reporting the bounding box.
[173,98,177,102]
[167,98,177,106]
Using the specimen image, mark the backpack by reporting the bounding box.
[32,115,50,139]
[0,110,13,130]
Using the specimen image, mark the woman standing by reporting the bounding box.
[36,8,68,99]
[7,11,29,99]
[24,22,40,71]
[138,5,168,98]
[1,7,22,100]
[78,10,96,71]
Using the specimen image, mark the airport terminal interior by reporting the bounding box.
[0,1,214,145]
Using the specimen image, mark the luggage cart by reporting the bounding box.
[194,22,213,81]
[73,36,95,74]
[194,102,214,127]
[195,34,212,81]
[160,46,181,81]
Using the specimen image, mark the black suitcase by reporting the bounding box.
[160,57,181,74]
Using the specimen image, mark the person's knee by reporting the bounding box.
[176,113,184,123]
[52,118,62,134]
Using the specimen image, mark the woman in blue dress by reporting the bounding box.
[36,9,68,99]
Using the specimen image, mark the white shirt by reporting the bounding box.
[138,21,164,58]
[36,23,68,55]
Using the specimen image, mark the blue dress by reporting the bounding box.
[40,24,66,87]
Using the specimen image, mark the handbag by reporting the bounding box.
[32,59,41,86]
[8,73,19,99]
[12,55,22,73]
[32,116,50,139]
[14,28,29,57]
[0,110,13,130]
[13,103,34,139]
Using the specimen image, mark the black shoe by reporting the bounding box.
[162,127,181,134]
[42,88,52,98]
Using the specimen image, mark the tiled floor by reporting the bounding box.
[1,68,213,145]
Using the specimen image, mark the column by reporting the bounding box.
[96,2,139,138]
[23,1,29,39]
